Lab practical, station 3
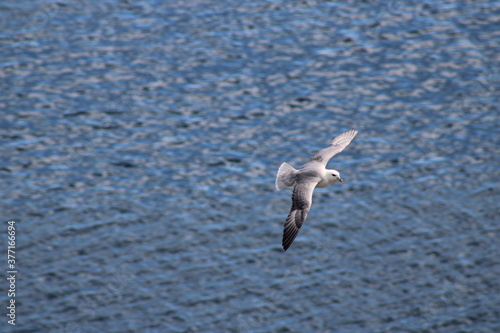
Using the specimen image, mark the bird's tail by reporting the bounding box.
[275,162,298,191]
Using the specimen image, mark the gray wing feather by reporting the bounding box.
[282,180,319,251]
[309,129,358,166]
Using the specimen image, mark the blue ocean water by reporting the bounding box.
[0,1,498,332]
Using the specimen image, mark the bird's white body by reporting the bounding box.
[276,163,341,190]
[276,129,358,251]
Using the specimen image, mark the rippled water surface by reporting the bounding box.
[1,1,499,332]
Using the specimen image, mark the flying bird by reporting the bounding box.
[276,129,358,251]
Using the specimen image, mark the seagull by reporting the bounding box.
[276,129,358,251]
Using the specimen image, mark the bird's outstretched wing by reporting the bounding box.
[282,180,319,251]
[309,129,358,166]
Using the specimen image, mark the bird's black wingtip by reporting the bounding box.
[282,236,295,251]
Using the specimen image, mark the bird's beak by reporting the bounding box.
[338,177,343,182]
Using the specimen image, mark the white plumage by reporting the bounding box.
[276,129,358,251]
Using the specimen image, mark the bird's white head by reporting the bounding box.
[327,169,343,184]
